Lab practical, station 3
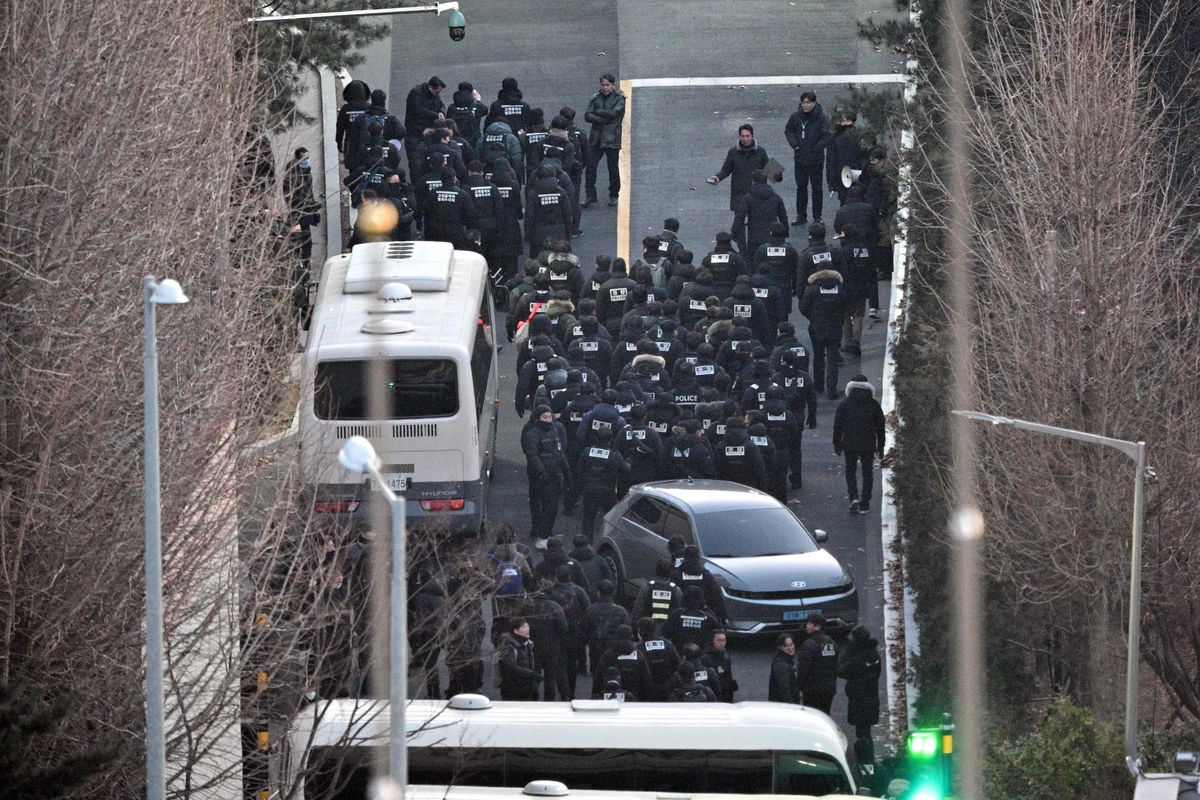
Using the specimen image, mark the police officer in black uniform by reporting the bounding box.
[573,427,629,542]
[525,164,572,258]
[423,172,475,250]
[796,614,839,714]
[631,560,682,629]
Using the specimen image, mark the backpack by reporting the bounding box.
[678,684,708,703]
[356,111,391,143]
[449,104,478,137]
[490,553,524,596]
[647,258,669,289]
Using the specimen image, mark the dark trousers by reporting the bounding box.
[805,687,835,714]
[581,487,616,543]
[586,148,620,200]
[542,648,574,701]
[810,335,841,392]
[529,472,561,539]
[569,168,584,231]
[795,162,824,222]
[844,450,874,503]
[854,723,876,763]
[787,445,803,488]
[447,658,484,697]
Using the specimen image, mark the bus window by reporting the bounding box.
[471,293,494,417]
[506,749,637,791]
[773,752,853,795]
[705,751,773,793]
[314,359,459,420]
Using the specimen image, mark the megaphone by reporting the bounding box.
[841,166,863,188]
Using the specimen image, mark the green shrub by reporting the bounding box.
[984,699,1132,800]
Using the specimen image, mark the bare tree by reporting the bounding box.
[906,0,1200,726]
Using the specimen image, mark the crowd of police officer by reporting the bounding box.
[336,74,625,280]
[511,206,895,541]
[487,527,737,704]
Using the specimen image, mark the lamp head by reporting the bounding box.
[338,435,379,473]
[149,278,189,305]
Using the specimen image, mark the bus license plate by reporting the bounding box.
[374,476,408,491]
[783,609,818,621]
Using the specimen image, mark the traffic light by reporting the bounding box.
[905,716,953,800]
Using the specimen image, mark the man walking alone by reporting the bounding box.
[832,374,886,514]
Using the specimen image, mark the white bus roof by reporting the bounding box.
[407,785,862,800]
[309,243,488,360]
[293,698,849,758]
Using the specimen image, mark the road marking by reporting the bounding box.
[617,73,905,263]
[629,74,907,88]
[617,79,633,269]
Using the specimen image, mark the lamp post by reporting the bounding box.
[950,410,1147,767]
[338,435,407,799]
[143,276,189,800]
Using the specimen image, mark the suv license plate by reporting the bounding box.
[783,609,819,621]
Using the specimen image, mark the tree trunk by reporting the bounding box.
[1086,584,1125,728]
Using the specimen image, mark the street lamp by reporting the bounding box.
[143,276,189,800]
[246,2,462,24]
[338,435,408,799]
[950,410,1148,768]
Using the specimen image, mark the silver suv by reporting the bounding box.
[597,480,858,635]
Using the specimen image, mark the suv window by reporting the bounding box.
[660,508,695,544]
[624,496,666,532]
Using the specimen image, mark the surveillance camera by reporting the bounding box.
[447,9,465,41]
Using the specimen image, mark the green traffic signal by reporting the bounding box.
[909,730,939,759]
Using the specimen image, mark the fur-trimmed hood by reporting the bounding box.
[808,268,843,284]
[546,298,575,315]
[632,353,666,368]
[844,377,876,398]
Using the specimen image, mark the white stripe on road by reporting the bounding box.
[628,74,907,88]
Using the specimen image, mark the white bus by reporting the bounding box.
[299,241,499,533]
[405,784,863,800]
[281,697,859,799]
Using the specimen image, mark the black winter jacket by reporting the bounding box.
[521,418,569,479]
[838,635,883,726]
[404,82,445,140]
[799,269,848,341]
[732,183,789,257]
[497,632,539,700]
[832,379,886,456]
[785,103,830,166]
[796,631,839,696]
[716,142,770,212]
[769,649,800,704]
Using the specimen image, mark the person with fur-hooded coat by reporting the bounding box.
[799,268,848,396]
[543,294,578,345]
[832,374,886,514]
[625,351,671,394]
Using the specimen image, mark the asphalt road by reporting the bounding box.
[374,0,903,722]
